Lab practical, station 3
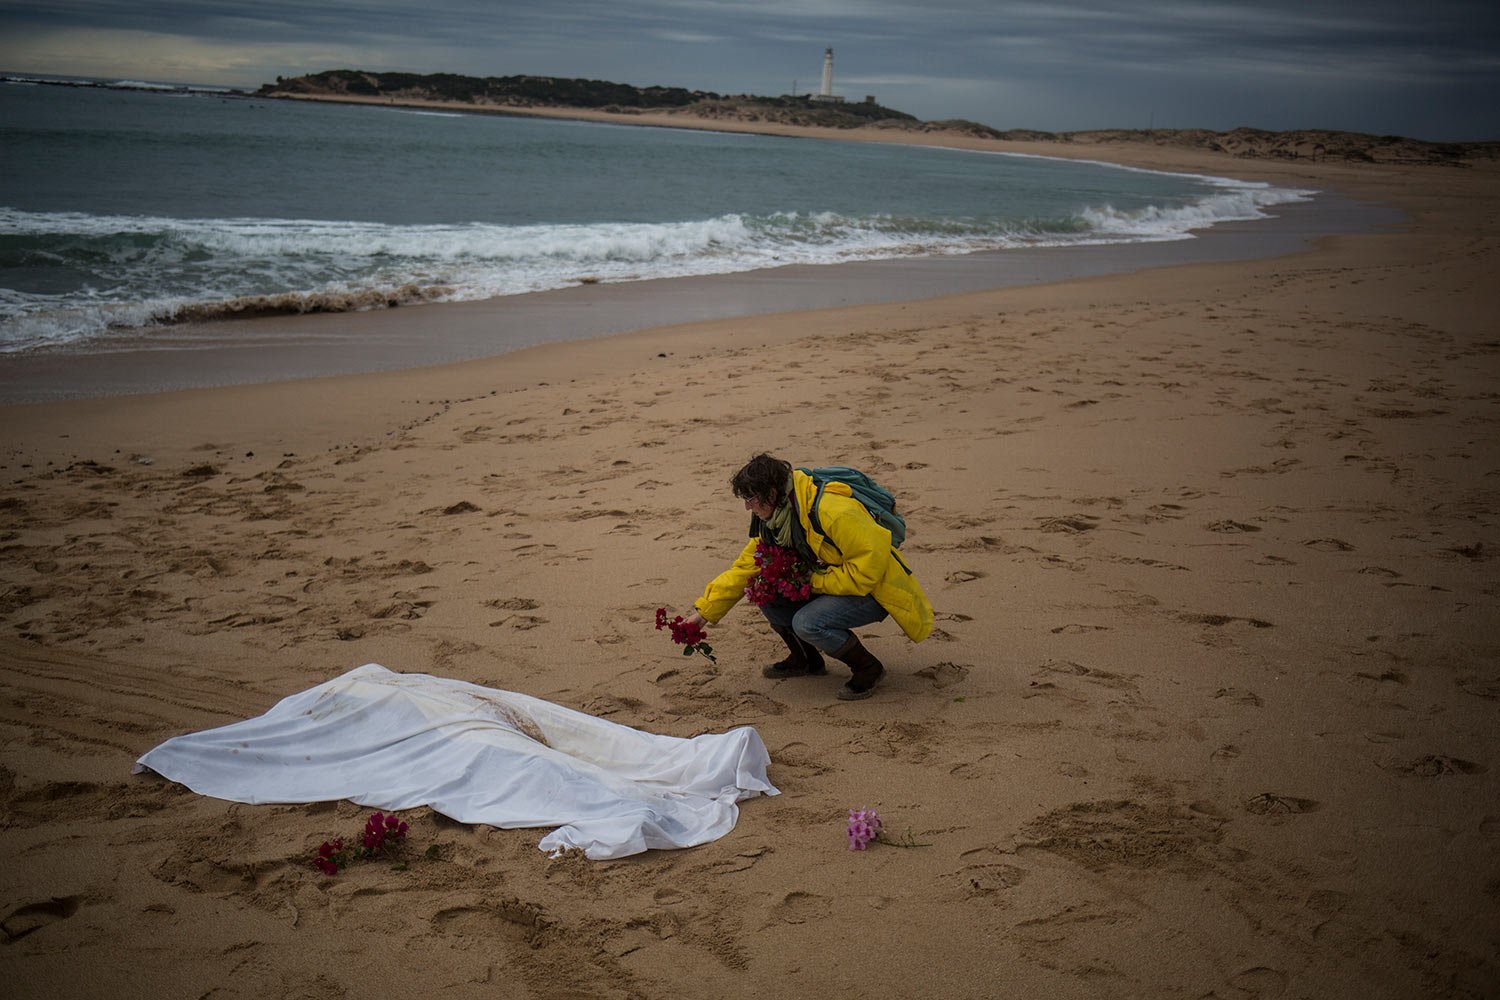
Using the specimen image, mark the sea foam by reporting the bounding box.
[0,176,1310,352]
[0,93,1314,354]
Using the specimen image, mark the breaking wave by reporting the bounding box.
[0,174,1310,352]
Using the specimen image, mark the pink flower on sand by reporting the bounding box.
[363,811,409,853]
[315,813,415,875]
[313,838,346,875]
[847,808,882,850]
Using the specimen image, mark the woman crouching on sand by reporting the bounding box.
[678,453,934,700]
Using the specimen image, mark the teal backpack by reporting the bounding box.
[798,466,907,550]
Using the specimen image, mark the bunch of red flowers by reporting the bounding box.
[655,607,716,662]
[314,838,347,876]
[362,811,410,852]
[744,541,814,606]
[312,810,412,876]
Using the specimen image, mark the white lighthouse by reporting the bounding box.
[811,47,844,103]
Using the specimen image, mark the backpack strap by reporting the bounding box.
[787,491,820,563]
[805,478,842,555]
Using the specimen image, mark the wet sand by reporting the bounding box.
[0,189,1394,404]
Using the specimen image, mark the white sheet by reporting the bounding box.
[132,663,778,859]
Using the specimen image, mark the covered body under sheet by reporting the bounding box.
[134,663,778,859]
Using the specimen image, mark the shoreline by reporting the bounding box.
[0,105,1412,405]
[0,190,1400,405]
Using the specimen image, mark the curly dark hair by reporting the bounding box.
[730,453,792,507]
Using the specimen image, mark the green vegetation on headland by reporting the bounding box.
[257,70,1498,165]
[266,68,723,111]
[5,71,1491,163]
[259,69,927,129]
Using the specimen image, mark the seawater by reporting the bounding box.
[0,80,1312,353]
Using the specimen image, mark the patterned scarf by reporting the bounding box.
[764,473,797,546]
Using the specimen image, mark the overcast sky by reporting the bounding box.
[2,0,1497,140]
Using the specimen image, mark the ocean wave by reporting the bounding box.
[0,283,459,352]
[0,178,1311,352]
[162,283,455,322]
[1081,181,1311,237]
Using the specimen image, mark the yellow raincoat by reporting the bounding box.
[694,469,934,642]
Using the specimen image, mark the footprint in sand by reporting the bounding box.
[695,845,771,876]
[949,863,1026,899]
[1207,519,1262,533]
[1389,754,1486,777]
[486,597,541,611]
[949,754,1001,780]
[357,598,431,621]
[768,890,831,926]
[1353,669,1408,685]
[430,899,552,944]
[1243,793,1320,815]
[1303,538,1355,552]
[1049,623,1110,634]
[1035,660,1137,691]
[488,614,548,631]
[914,661,970,689]
[1457,676,1500,701]
[944,569,986,585]
[1226,966,1290,999]
[2,896,82,941]
[1022,680,1089,706]
[1214,687,1263,707]
[1444,542,1488,561]
[1183,613,1274,629]
[1038,515,1097,533]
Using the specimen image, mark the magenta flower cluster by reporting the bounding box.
[314,838,346,876]
[363,811,410,852]
[744,542,814,607]
[655,607,716,662]
[847,807,883,851]
[312,811,411,876]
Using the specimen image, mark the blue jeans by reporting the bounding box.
[759,595,889,654]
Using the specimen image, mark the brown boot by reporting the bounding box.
[831,635,885,700]
[762,626,828,678]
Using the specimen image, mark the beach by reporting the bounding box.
[1,118,1497,999]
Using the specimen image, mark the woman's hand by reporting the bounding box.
[681,610,708,629]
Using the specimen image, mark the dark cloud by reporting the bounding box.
[1,0,1496,138]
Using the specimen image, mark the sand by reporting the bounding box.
[1,122,1497,999]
